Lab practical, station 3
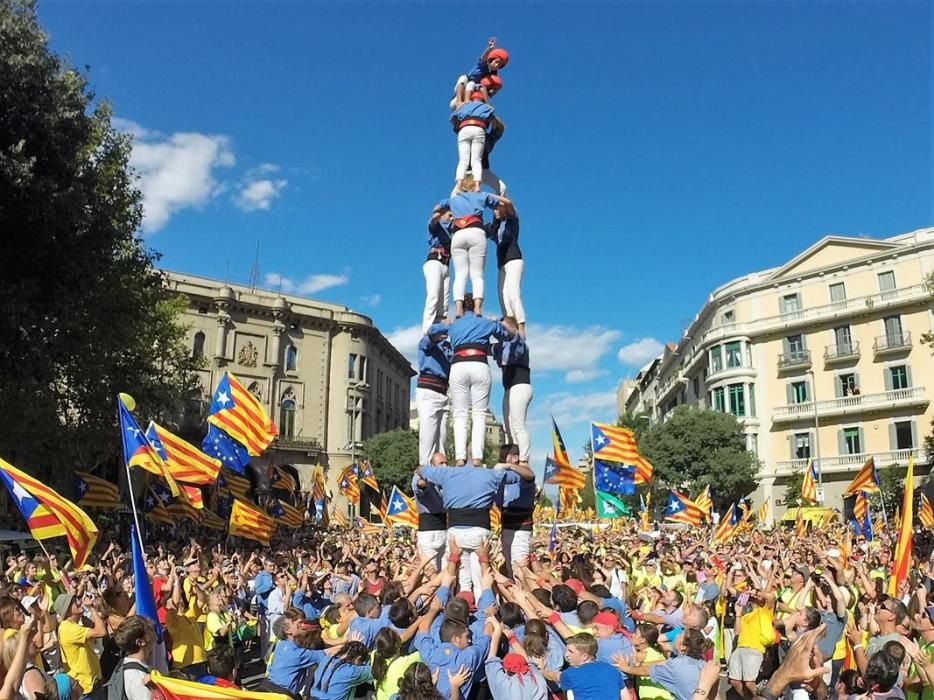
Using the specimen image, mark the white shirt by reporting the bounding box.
[123,657,152,700]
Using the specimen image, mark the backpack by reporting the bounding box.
[105,659,148,700]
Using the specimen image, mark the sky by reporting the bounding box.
[37,0,932,471]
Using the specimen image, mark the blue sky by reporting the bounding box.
[39,0,931,469]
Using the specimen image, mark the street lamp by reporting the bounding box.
[805,368,824,503]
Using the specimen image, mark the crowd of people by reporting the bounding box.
[0,464,931,700]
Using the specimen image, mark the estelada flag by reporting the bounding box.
[330,505,349,528]
[887,455,914,596]
[229,499,275,545]
[694,485,713,520]
[147,422,220,486]
[119,400,179,497]
[0,458,98,568]
[0,467,66,540]
[385,485,419,528]
[149,670,291,700]
[664,491,704,526]
[801,460,819,503]
[75,471,120,510]
[207,372,277,457]
[843,457,880,497]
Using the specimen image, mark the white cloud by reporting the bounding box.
[117,119,235,233]
[264,271,350,296]
[533,389,619,430]
[235,177,287,212]
[362,294,382,307]
[565,369,608,384]
[386,324,422,365]
[617,337,665,366]
[526,323,622,383]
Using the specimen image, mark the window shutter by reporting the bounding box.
[911,421,918,449]
[857,427,865,454]
[837,429,846,455]
[853,372,860,393]
[782,337,790,355]
[906,365,913,389]
[834,376,843,398]
[779,297,787,314]
[884,368,893,391]
[888,422,897,450]
[795,293,802,310]
[800,334,808,350]
[788,435,795,459]
[786,384,794,404]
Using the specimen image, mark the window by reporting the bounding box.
[348,353,357,379]
[893,421,914,449]
[838,373,857,397]
[793,433,811,460]
[692,376,700,398]
[833,326,852,354]
[728,384,745,417]
[781,293,801,315]
[358,355,367,382]
[888,365,909,390]
[722,309,735,324]
[843,427,861,455]
[279,399,296,439]
[376,370,384,399]
[748,384,756,417]
[192,331,205,359]
[829,282,847,304]
[247,381,262,401]
[883,316,903,344]
[725,341,743,368]
[710,347,723,373]
[712,387,726,412]
[878,271,896,293]
[784,334,807,361]
[790,381,808,404]
[285,345,297,371]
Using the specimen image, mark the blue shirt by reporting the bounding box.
[493,337,529,369]
[597,635,633,681]
[414,633,489,699]
[436,192,499,220]
[484,658,549,700]
[515,625,566,672]
[412,474,445,515]
[253,571,274,610]
[419,466,519,511]
[649,656,705,700]
[290,591,323,621]
[467,56,493,83]
[451,99,495,124]
[306,651,373,700]
[348,615,394,649]
[559,661,625,700]
[417,335,452,379]
[428,220,451,252]
[495,466,536,511]
[428,312,514,353]
[267,639,320,694]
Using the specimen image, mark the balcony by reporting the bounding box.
[271,436,323,455]
[706,362,757,384]
[777,349,812,371]
[774,448,927,476]
[700,283,930,347]
[772,386,929,422]
[873,331,912,356]
[824,341,860,364]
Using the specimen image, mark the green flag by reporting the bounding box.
[595,490,630,519]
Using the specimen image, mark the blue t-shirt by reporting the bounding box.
[559,661,624,700]
[266,640,320,694]
[649,656,705,700]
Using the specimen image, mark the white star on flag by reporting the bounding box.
[217,390,231,405]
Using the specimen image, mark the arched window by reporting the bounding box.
[192,331,205,358]
[280,399,296,439]
[285,345,297,371]
[248,382,262,401]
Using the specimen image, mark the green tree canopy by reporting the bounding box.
[634,406,758,508]
[0,0,200,481]
[363,429,419,494]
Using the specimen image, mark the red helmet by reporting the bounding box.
[480,75,503,93]
[487,47,509,67]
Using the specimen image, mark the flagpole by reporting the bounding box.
[117,398,147,555]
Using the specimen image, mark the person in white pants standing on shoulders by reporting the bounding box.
[415,329,451,466]
[422,209,452,334]
[489,204,526,337]
[493,316,532,468]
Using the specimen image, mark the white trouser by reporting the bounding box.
[415,387,448,466]
[450,227,487,301]
[449,526,490,593]
[422,259,450,333]
[455,125,486,184]
[501,528,532,577]
[449,75,476,110]
[498,259,525,324]
[417,529,447,573]
[502,382,533,462]
[449,361,491,462]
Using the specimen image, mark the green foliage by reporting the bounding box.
[870,464,906,516]
[782,469,806,509]
[363,429,420,494]
[633,406,758,508]
[618,411,652,439]
[0,0,200,481]
[443,430,499,468]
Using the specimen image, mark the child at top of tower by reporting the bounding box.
[450,38,510,108]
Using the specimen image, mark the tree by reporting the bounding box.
[363,429,419,494]
[870,464,907,518]
[443,431,499,469]
[782,469,806,509]
[618,411,652,440]
[636,406,758,508]
[0,0,200,482]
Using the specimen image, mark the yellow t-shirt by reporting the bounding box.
[205,611,232,651]
[58,619,101,693]
[166,610,206,668]
[736,606,770,654]
[373,651,420,700]
[638,647,674,700]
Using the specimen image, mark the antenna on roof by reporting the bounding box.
[249,240,260,291]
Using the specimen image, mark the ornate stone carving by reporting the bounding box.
[238,341,259,367]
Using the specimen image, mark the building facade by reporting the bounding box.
[165,271,414,508]
[624,229,934,520]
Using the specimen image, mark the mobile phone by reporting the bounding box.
[696,572,707,583]
[737,592,750,607]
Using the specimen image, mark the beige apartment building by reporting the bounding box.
[164,271,414,510]
[623,228,934,521]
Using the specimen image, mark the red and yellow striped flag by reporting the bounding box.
[272,500,304,528]
[200,509,226,531]
[794,508,808,538]
[0,459,98,568]
[887,456,914,595]
[229,499,276,545]
[182,485,203,510]
[207,372,277,456]
[148,422,221,485]
[338,467,361,504]
[311,465,326,502]
[491,505,502,532]
[75,471,120,510]
[844,457,879,497]
[167,486,200,523]
[695,485,712,521]
[144,485,174,525]
[149,670,290,700]
[920,493,934,529]
[801,460,818,503]
[756,497,770,525]
[559,485,580,514]
[712,504,738,544]
[385,485,419,528]
[220,470,251,502]
[330,505,349,528]
[590,422,654,484]
[356,516,380,534]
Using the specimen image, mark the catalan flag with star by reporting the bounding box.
[887,456,914,596]
[270,499,304,529]
[359,461,379,492]
[75,471,120,510]
[590,422,653,484]
[0,465,66,540]
[268,465,298,494]
[920,493,934,529]
[843,457,880,497]
[694,485,712,520]
[356,516,380,534]
[330,505,349,528]
[801,460,818,503]
[207,372,277,457]
[339,466,361,504]
[229,499,276,545]
[119,400,179,496]
[143,485,173,525]
[664,490,704,526]
[147,422,220,486]
[385,485,419,528]
[0,459,98,568]
[712,503,739,544]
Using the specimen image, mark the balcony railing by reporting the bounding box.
[774,448,927,475]
[777,349,811,369]
[873,331,912,354]
[773,386,928,421]
[271,436,323,453]
[700,284,930,346]
[824,341,860,363]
